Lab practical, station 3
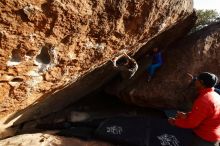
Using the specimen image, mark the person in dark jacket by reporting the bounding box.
[169,72,220,146]
[146,47,163,82]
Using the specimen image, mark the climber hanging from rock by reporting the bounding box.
[145,47,163,82]
[112,53,138,80]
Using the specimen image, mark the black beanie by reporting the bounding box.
[197,72,218,88]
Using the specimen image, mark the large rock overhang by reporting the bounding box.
[0,0,194,126]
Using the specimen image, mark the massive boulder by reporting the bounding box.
[116,22,220,109]
[0,0,194,129]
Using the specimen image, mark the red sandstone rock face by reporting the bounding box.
[0,0,193,127]
[118,22,220,109]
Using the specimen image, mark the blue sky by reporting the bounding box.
[194,0,220,13]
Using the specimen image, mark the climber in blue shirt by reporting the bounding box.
[146,47,163,82]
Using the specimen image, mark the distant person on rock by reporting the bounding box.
[146,47,163,82]
[168,72,220,146]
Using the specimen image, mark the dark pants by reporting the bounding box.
[190,134,219,146]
